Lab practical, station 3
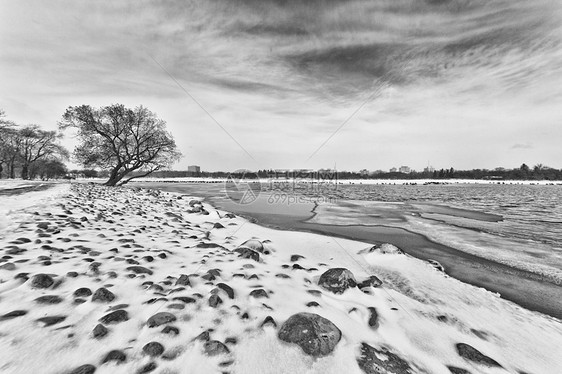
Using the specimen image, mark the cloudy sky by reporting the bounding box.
[1,0,561,171]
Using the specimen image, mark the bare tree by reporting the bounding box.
[18,125,68,179]
[59,104,182,186]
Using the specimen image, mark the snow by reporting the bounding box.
[0,183,560,374]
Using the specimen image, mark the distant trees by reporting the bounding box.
[59,104,181,186]
[0,110,68,180]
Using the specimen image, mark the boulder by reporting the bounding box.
[143,341,165,357]
[68,364,97,374]
[357,343,413,374]
[99,310,129,324]
[455,343,502,367]
[357,275,383,289]
[318,268,357,294]
[234,247,260,262]
[203,340,230,356]
[240,239,264,253]
[278,312,341,357]
[92,288,115,303]
[147,312,176,327]
[30,273,54,288]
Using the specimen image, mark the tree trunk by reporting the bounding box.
[0,163,3,179]
[21,164,29,180]
[9,161,15,179]
[104,166,126,186]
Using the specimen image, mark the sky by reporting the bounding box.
[1,0,561,172]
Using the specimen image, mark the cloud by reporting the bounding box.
[511,143,534,150]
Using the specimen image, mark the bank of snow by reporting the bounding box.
[0,183,560,374]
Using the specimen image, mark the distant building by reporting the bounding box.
[390,167,397,173]
[360,169,369,176]
[187,165,201,176]
[424,165,435,173]
[399,166,411,173]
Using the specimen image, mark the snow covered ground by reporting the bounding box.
[0,183,560,374]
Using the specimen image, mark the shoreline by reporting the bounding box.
[137,182,560,320]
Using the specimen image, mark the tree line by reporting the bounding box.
[0,109,68,180]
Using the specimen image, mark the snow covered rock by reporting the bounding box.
[455,343,502,367]
[357,343,413,374]
[278,312,342,357]
[318,268,357,294]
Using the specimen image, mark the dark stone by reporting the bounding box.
[447,366,472,374]
[67,271,79,278]
[213,222,225,229]
[161,326,180,335]
[357,343,413,374]
[209,294,223,307]
[147,312,176,327]
[68,364,97,374]
[35,295,63,304]
[137,362,157,373]
[249,289,268,298]
[240,239,264,253]
[234,247,260,262]
[204,340,230,356]
[278,312,341,357]
[0,310,27,321]
[37,315,66,326]
[143,341,165,357]
[194,330,211,342]
[99,310,129,324]
[216,283,235,299]
[367,307,379,328]
[126,266,153,275]
[290,254,305,262]
[92,288,115,303]
[173,296,196,304]
[102,350,127,364]
[30,273,54,288]
[93,323,108,338]
[260,316,277,328]
[175,274,191,286]
[455,343,502,367]
[306,301,320,307]
[73,288,92,297]
[318,268,357,294]
[357,276,383,289]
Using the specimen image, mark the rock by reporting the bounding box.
[68,364,97,374]
[234,247,260,262]
[360,244,404,255]
[126,266,153,275]
[92,323,108,338]
[173,296,196,304]
[92,288,115,303]
[0,263,16,271]
[357,276,383,289]
[30,273,54,288]
[175,274,191,286]
[318,268,357,294]
[0,310,27,321]
[35,295,63,304]
[67,271,79,278]
[209,294,223,308]
[37,315,66,326]
[278,312,341,357]
[249,289,268,298]
[161,326,180,335]
[216,283,235,299]
[147,312,176,327]
[74,288,93,297]
[367,307,379,328]
[240,239,264,253]
[290,254,305,262]
[213,222,225,229]
[447,367,472,374]
[137,362,157,373]
[261,316,277,328]
[102,350,127,364]
[99,310,129,324]
[357,343,413,374]
[455,343,502,367]
[204,340,230,356]
[143,341,165,357]
[306,301,320,307]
